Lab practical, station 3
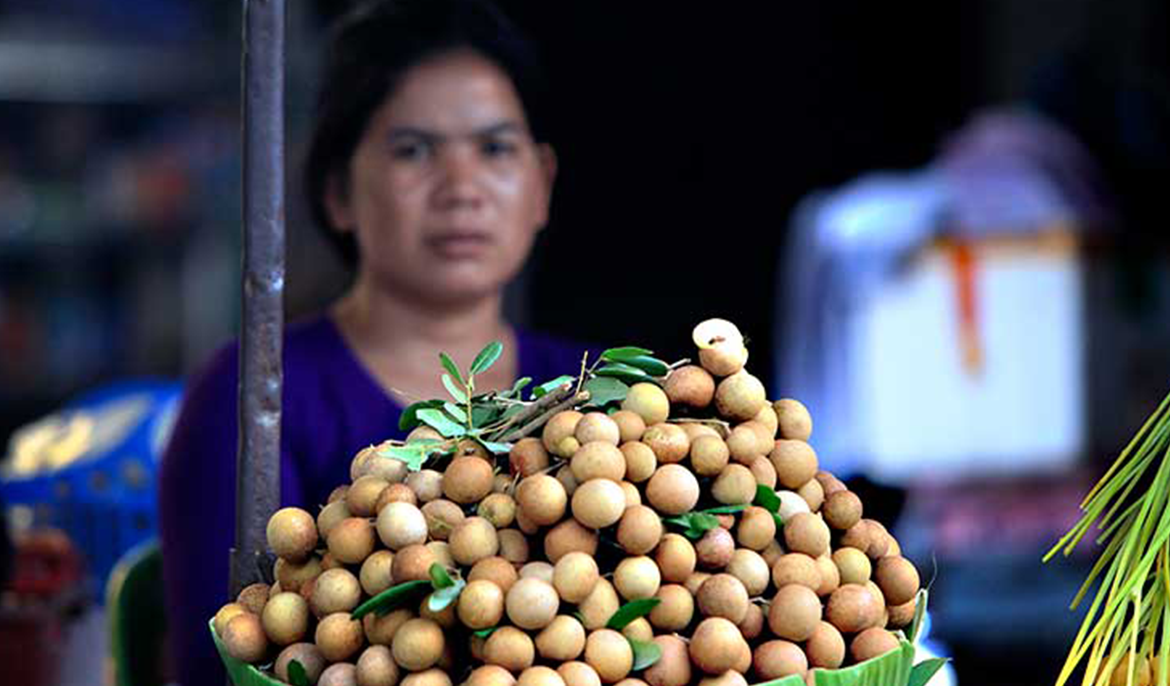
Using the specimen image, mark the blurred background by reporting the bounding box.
[0,0,1167,684]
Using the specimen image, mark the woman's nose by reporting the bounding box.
[434,145,485,208]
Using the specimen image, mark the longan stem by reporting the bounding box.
[496,391,592,443]
[485,384,577,441]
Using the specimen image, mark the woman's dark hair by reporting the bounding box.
[305,0,551,265]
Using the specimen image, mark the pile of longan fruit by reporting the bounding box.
[213,319,922,686]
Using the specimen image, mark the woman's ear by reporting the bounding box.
[323,171,355,233]
[535,143,558,228]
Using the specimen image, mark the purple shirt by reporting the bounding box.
[159,315,591,684]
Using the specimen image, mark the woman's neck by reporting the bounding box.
[329,275,516,402]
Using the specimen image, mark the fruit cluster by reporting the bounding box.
[212,320,921,686]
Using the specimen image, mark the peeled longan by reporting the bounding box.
[572,442,628,482]
[767,584,821,641]
[544,410,584,458]
[536,615,588,661]
[656,533,697,583]
[753,640,808,680]
[620,442,657,483]
[516,474,568,526]
[646,465,699,515]
[649,584,694,632]
[617,505,664,555]
[267,507,318,562]
[851,627,901,663]
[484,626,535,672]
[770,440,818,489]
[576,412,621,446]
[443,456,495,504]
[506,577,560,630]
[697,573,750,623]
[317,612,365,663]
[572,478,627,529]
[644,635,692,686]
[449,516,499,566]
[585,629,634,684]
[391,617,444,671]
[554,551,600,603]
[689,617,746,675]
[510,437,550,477]
[622,383,670,426]
[664,365,716,409]
[223,612,268,663]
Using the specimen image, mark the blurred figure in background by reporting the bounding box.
[158,0,590,682]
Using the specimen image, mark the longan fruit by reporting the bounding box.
[784,512,830,558]
[822,490,863,530]
[646,465,700,515]
[833,548,872,586]
[696,527,735,569]
[425,540,456,571]
[363,608,413,646]
[405,469,444,503]
[620,441,657,483]
[748,456,778,489]
[478,493,518,529]
[773,399,812,440]
[516,474,568,526]
[330,517,377,565]
[554,551,600,603]
[690,435,731,477]
[519,667,566,686]
[391,544,437,584]
[276,643,327,684]
[754,403,780,436]
[466,665,517,686]
[214,603,247,637]
[401,669,451,686]
[318,501,353,540]
[611,411,647,443]
[617,505,664,555]
[572,479,627,529]
[851,627,901,663]
[391,617,445,671]
[222,612,268,663]
[688,617,745,675]
[317,612,365,662]
[760,540,785,569]
[726,549,770,596]
[614,556,662,600]
[354,644,399,686]
[767,584,821,641]
[697,673,748,686]
[572,442,628,482]
[469,556,519,593]
[545,518,600,563]
[585,629,634,684]
[887,597,917,628]
[643,635,692,686]
[484,626,535,672]
[772,553,821,592]
[711,464,757,505]
[375,483,418,512]
[237,583,271,615]
[457,579,506,630]
[770,440,818,490]
[267,507,318,562]
[559,662,603,686]
[619,481,642,508]
[449,516,500,566]
[621,383,670,426]
[443,456,495,504]
[498,528,531,565]
[698,343,748,378]
[576,412,622,446]
[319,663,358,686]
[557,465,581,497]
[312,568,363,617]
[725,425,765,465]
[737,602,765,641]
[664,365,716,409]
[875,556,920,606]
[377,501,428,551]
[578,578,621,631]
[543,411,584,458]
[649,584,694,632]
[510,437,550,477]
[263,591,310,645]
[752,640,808,680]
[776,490,811,522]
[697,573,750,623]
[714,371,767,421]
[348,475,390,517]
[536,615,588,661]
[684,572,712,596]
[520,561,556,584]
[620,617,654,643]
[641,423,690,464]
[506,577,560,630]
[797,477,824,512]
[736,507,777,551]
[825,584,883,634]
[806,621,846,669]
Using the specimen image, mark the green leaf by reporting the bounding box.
[500,377,532,399]
[399,399,445,432]
[470,341,504,375]
[908,658,950,686]
[287,659,310,686]
[479,440,514,455]
[594,363,653,384]
[533,375,576,399]
[771,512,785,531]
[583,377,630,408]
[427,580,466,613]
[702,504,748,515]
[502,404,527,420]
[907,589,929,644]
[429,562,455,589]
[662,512,722,539]
[417,408,467,438]
[601,346,654,361]
[750,676,805,686]
[473,626,498,638]
[606,598,662,630]
[443,402,469,425]
[472,405,502,428]
[755,484,782,513]
[380,444,432,471]
[440,352,465,385]
[628,638,662,671]
[442,374,468,404]
[352,579,431,620]
[621,355,670,377]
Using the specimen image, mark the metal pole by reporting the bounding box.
[231,0,285,599]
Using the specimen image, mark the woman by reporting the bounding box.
[159,1,589,681]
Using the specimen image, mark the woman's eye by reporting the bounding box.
[482,138,517,157]
[392,140,430,160]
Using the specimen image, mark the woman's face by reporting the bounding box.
[327,49,557,306]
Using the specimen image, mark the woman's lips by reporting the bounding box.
[426,232,492,259]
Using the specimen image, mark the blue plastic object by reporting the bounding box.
[1,379,182,600]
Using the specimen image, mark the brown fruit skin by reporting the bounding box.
[825,584,884,634]
[690,435,731,477]
[377,502,428,551]
[318,501,353,539]
[585,629,634,684]
[656,534,697,583]
[214,603,247,637]
[689,617,746,675]
[510,437,551,477]
[806,621,846,669]
[851,627,901,663]
[815,555,841,597]
[391,544,437,584]
[784,512,831,558]
[363,608,413,646]
[356,644,400,686]
[609,410,647,444]
[714,372,767,421]
[458,579,506,630]
[506,577,561,630]
[347,475,391,517]
[470,556,520,593]
[726,549,770,596]
[620,618,653,643]
[498,529,531,566]
[421,499,465,541]
[737,602,765,640]
[375,483,418,512]
[443,456,495,504]
[263,592,311,645]
[749,456,778,489]
[822,490,863,530]
[773,399,813,441]
[711,464,757,505]
[402,669,452,686]
[223,612,269,663]
[276,643,327,684]
[649,584,694,632]
[319,663,358,686]
[317,612,366,663]
[449,517,500,566]
[664,365,716,409]
[536,615,588,661]
[769,440,819,489]
[544,411,585,457]
[815,470,847,496]
[555,551,601,603]
[467,665,518,686]
[696,527,735,569]
[875,556,920,606]
[622,383,670,426]
[576,413,622,446]
[237,583,271,615]
[329,517,377,565]
[833,548,872,586]
[863,519,893,559]
[887,597,917,628]
[641,423,691,465]
[767,584,822,641]
[697,574,750,623]
[405,469,444,503]
[578,578,621,631]
[644,635,692,686]
[617,505,664,555]
[559,662,603,686]
[736,506,777,551]
[391,617,445,671]
[698,343,748,378]
[753,640,808,680]
[478,493,518,529]
[646,464,700,515]
[572,478,627,529]
[797,477,825,512]
[697,672,749,686]
[484,626,536,672]
[572,442,629,482]
[516,474,569,526]
[771,553,821,592]
[725,424,767,465]
[620,442,657,483]
[519,667,567,686]
[312,568,363,617]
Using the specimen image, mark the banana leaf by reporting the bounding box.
[209,619,285,686]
